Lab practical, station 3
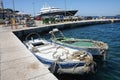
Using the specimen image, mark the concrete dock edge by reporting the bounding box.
[0,29,58,80]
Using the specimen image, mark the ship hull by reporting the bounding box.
[40,10,78,17]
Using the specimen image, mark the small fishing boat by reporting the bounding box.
[24,33,96,74]
[49,28,109,60]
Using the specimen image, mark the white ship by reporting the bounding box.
[38,5,78,17]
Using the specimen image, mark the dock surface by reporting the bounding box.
[0,25,58,80]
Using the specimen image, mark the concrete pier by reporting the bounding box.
[13,19,120,41]
[0,26,58,80]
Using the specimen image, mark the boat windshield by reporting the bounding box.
[50,28,65,40]
[54,31,64,39]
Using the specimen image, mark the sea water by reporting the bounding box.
[43,22,120,80]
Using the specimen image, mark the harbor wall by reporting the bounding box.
[13,19,120,41]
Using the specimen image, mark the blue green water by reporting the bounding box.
[53,23,120,80]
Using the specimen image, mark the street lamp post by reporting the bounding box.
[0,0,5,19]
[32,2,35,17]
[12,0,15,17]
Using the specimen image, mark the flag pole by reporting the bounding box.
[65,0,66,17]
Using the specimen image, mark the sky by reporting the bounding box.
[2,0,120,16]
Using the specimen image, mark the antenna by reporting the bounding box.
[65,0,67,17]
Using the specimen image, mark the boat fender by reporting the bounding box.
[103,51,107,61]
[100,49,105,54]
[100,49,107,60]
[90,61,97,73]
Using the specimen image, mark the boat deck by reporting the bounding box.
[33,43,78,61]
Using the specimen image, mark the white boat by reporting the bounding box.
[49,28,109,61]
[24,33,96,74]
[38,5,78,17]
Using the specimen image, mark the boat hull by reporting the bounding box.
[40,10,78,16]
[35,53,94,74]
[52,38,108,61]
[49,28,108,61]
[57,66,91,74]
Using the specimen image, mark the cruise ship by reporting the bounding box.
[38,6,78,17]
